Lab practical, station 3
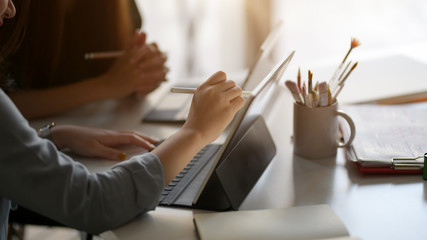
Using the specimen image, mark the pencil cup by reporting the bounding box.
[293,102,356,159]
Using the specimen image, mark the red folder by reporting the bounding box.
[356,162,423,174]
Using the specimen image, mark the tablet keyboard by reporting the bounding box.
[159,144,221,205]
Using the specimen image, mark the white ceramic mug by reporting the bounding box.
[293,102,356,159]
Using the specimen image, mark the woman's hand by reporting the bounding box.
[100,31,168,99]
[152,71,244,184]
[50,125,158,161]
[184,71,245,145]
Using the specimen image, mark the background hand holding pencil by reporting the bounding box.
[84,30,169,98]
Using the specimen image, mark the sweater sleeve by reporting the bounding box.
[0,90,164,234]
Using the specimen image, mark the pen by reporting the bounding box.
[84,50,124,60]
[170,87,252,97]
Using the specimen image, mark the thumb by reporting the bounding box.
[127,30,147,50]
[135,31,147,47]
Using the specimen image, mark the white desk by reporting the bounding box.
[31,53,427,240]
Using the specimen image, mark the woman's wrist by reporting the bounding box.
[48,125,72,149]
[179,125,210,148]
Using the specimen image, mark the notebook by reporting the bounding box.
[143,21,284,123]
[194,204,357,240]
[158,51,294,210]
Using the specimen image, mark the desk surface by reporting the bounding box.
[31,52,427,240]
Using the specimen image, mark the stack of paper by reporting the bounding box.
[342,103,427,173]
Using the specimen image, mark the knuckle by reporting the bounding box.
[226,80,236,87]
[204,87,216,98]
[216,71,226,78]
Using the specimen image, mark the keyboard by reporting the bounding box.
[159,144,221,205]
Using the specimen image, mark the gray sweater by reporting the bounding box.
[0,90,164,239]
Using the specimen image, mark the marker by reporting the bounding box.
[171,87,252,97]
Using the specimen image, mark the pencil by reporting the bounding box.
[84,51,124,60]
[308,70,313,93]
[170,87,252,97]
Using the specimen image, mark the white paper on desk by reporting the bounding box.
[194,204,350,240]
[342,103,427,166]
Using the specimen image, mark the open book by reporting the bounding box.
[194,204,357,240]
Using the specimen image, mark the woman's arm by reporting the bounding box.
[9,77,112,119]
[0,71,243,233]
[152,71,244,184]
[0,90,163,234]
[8,31,168,119]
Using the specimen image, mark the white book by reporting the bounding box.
[194,204,357,240]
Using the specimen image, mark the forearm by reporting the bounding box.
[8,77,110,119]
[152,128,208,185]
[15,152,163,234]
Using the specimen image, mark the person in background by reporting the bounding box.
[0,1,245,240]
[1,0,168,119]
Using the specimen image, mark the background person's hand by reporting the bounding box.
[100,31,168,99]
[51,125,158,161]
[135,42,169,96]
